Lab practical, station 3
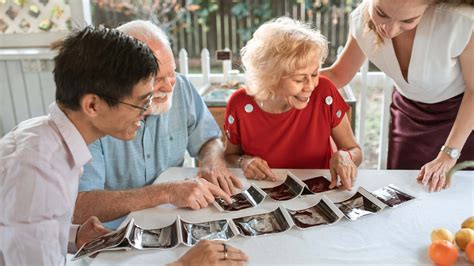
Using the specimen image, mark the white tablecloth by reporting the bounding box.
[89,168,474,265]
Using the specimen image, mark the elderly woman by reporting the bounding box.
[224,17,362,191]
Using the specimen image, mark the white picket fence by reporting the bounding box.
[0,47,394,169]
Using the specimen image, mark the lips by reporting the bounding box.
[153,96,168,103]
[294,95,310,103]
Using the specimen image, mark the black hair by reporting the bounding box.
[53,25,158,110]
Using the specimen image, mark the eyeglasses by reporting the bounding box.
[97,94,153,115]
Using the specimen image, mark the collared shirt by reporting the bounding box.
[0,103,91,265]
[79,74,220,228]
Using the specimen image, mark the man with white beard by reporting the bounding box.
[74,20,242,229]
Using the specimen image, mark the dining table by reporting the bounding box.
[87,167,474,265]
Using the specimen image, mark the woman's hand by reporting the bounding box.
[240,156,277,181]
[417,152,457,192]
[329,150,358,191]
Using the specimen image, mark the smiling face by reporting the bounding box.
[95,77,154,141]
[146,41,176,115]
[369,0,428,38]
[274,52,320,110]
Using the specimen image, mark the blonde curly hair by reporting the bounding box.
[240,17,328,101]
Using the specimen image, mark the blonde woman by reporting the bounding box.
[224,17,362,191]
[321,0,474,192]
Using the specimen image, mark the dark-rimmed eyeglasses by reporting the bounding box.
[97,94,153,115]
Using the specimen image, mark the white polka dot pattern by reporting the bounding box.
[244,104,254,113]
[325,96,333,105]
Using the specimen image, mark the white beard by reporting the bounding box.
[150,90,173,115]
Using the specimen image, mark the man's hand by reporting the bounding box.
[166,178,232,210]
[198,159,243,195]
[168,240,248,266]
[76,216,110,249]
[240,156,277,181]
[416,152,457,192]
[329,150,357,191]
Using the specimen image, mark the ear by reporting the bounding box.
[80,94,102,118]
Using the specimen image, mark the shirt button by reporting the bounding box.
[146,154,151,159]
[169,136,173,141]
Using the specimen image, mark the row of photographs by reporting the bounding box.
[73,184,415,260]
[213,173,414,212]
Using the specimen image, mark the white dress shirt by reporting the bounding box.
[0,103,91,265]
[350,1,473,103]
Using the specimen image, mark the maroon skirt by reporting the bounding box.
[388,90,474,169]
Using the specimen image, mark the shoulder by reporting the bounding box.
[1,116,61,164]
[228,88,251,104]
[350,1,368,31]
[316,75,338,94]
[434,4,474,22]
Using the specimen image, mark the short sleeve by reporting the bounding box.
[447,6,474,56]
[320,77,350,128]
[79,140,106,192]
[223,89,243,145]
[180,76,221,157]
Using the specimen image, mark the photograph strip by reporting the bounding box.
[74,185,415,259]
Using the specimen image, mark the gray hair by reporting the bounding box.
[117,20,171,49]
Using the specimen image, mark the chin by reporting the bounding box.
[150,102,172,115]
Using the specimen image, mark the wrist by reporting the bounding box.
[340,149,353,161]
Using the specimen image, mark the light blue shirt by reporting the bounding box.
[78,74,220,228]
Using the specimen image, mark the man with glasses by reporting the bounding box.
[73,20,241,230]
[0,26,158,265]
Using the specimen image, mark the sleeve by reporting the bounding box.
[449,7,473,56]
[79,139,106,192]
[68,224,80,253]
[223,90,241,145]
[1,159,68,265]
[180,76,222,157]
[324,78,350,128]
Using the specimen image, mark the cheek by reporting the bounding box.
[400,22,417,32]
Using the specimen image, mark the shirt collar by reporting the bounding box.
[49,102,92,168]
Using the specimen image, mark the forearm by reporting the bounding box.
[224,154,241,168]
[73,184,172,224]
[197,138,225,165]
[443,90,474,150]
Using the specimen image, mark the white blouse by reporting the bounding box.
[350,1,473,103]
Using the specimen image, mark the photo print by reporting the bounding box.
[301,176,334,195]
[74,218,181,260]
[74,224,129,259]
[136,222,179,249]
[287,196,344,229]
[262,173,305,201]
[214,185,266,212]
[334,187,386,220]
[371,184,415,207]
[232,207,292,237]
[181,219,237,246]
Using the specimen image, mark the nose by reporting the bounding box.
[304,77,317,92]
[383,22,399,38]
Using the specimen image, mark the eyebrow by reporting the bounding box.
[375,5,421,21]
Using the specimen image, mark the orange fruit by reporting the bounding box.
[466,241,474,263]
[428,240,458,266]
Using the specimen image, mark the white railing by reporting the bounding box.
[0,47,394,169]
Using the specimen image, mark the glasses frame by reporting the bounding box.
[97,93,153,115]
